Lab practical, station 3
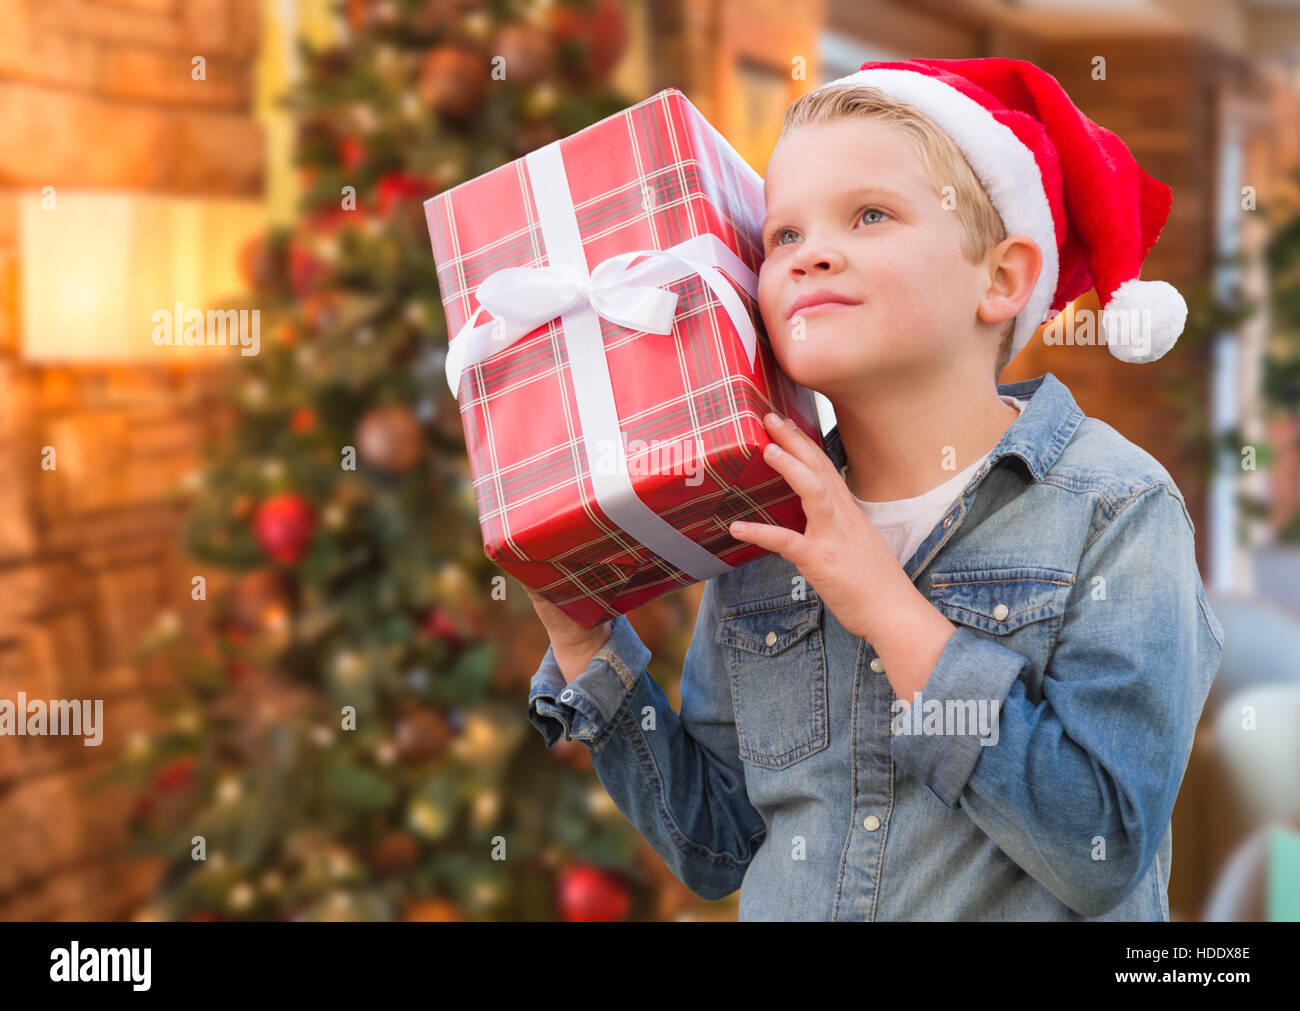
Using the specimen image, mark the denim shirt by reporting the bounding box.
[527,371,1225,921]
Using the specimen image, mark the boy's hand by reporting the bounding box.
[727,413,923,648]
[523,585,614,684]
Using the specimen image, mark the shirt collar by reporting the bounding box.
[820,371,1085,484]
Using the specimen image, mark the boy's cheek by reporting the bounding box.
[756,283,783,334]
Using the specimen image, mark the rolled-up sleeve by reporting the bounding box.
[525,579,768,900]
[528,613,645,748]
[891,481,1224,917]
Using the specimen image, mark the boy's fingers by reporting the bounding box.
[765,413,836,478]
[762,441,830,516]
[730,520,801,561]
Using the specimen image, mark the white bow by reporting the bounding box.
[443,233,759,399]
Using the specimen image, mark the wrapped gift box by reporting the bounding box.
[424,88,823,629]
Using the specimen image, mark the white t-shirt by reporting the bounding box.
[840,395,1029,567]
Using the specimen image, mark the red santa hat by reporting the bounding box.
[818,57,1187,364]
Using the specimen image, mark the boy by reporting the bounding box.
[525,58,1224,920]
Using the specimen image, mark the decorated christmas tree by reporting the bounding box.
[106,0,716,922]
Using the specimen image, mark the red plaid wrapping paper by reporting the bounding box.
[425,88,823,629]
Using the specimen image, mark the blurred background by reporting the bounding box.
[0,0,1297,922]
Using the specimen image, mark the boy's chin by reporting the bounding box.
[773,357,855,397]
[773,341,866,385]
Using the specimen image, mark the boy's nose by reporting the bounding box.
[789,241,846,275]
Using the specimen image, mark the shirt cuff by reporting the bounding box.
[888,625,1026,809]
[526,612,650,749]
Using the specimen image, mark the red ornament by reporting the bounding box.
[339,135,367,173]
[368,831,421,875]
[301,291,341,334]
[253,493,317,565]
[356,404,424,473]
[422,607,464,649]
[551,0,626,86]
[393,706,452,763]
[290,406,317,434]
[420,45,488,121]
[133,753,197,816]
[555,864,632,922]
[375,171,435,219]
[492,21,556,86]
[289,239,325,295]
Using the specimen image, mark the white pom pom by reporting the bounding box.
[1101,278,1188,364]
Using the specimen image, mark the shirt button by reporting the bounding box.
[560,689,574,703]
[942,515,953,529]
[765,631,777,646]
[863,815,881,831]
[992,603,1009,621]
[869,657,885,674]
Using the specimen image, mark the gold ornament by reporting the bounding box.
[332,650,364,682]
[217,775,242,804]
[467,877,500,907]
[407,795,448,839]
[227,882,255,911]
[326,845,355,879]
[525,84,556,117]
[587,785,618,817]
[350,101,379,133]
[451,712,495,763]
[433,561,470,602]
[471,789,500,828]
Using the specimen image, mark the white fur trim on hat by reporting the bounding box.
[824,68,1059,362]
[1102,278,1187,364]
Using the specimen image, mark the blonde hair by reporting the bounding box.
[779,84,1017,379]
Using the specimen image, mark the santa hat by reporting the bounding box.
[816,58,1186,364]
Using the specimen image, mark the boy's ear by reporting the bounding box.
[977,235,1043,326]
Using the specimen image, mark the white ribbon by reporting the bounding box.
[445,141,764,582]
[444,233,759,398]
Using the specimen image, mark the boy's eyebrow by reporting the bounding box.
[762,186,910,230]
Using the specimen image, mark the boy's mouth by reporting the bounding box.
[786,289,862,319]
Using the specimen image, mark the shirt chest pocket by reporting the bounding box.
[716,596,829,771]
[928,565,1074,664]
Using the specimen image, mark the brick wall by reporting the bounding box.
[0,0,262,921]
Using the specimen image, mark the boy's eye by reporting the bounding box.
[767,207,890,249]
